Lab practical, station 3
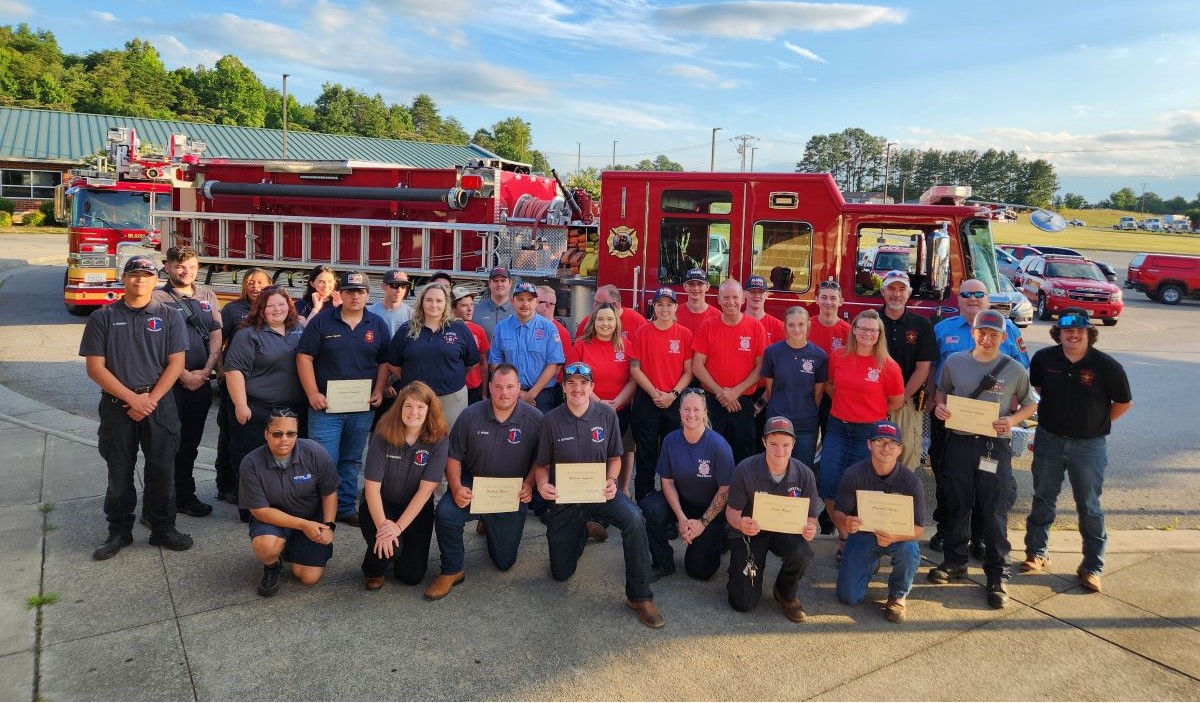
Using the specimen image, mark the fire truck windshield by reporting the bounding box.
[962,218,1003,293]
[72,190,170,230]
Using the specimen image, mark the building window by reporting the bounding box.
[752,221,813,293]
[0,169,62,199]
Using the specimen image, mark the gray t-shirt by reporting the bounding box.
[938,350,1035,438]
[78,298,188,389]
[368,301,412,339]
[152,284,222,371]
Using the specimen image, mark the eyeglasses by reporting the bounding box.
[267,430,299,439]
[818,280,841,291]
[563,362,592,377]
[959,290,987,299]
[870,438,902,449]
[385,281,410,289]
[1058,314,1092,329]
[853,326,881,334]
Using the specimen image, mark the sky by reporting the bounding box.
[6,0,1200,203]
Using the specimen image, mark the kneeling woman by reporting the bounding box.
[360,381,449,591]
[239,408,338,598]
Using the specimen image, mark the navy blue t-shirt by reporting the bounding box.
[387,320,480,395]
[656,428,734,507]
[295,308,390,394]
[761,340,828,432]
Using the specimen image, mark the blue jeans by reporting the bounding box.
[819,417,875,499]
[791,430,818,470]
[435,489,529,574]
[1024,428,1108,574]
[836,532,921,603]
[639,491,725,580]
[545,494,653,601]
[308,409,374,516]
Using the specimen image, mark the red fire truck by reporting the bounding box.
[69,137,1004,325]
[54,128,204,314]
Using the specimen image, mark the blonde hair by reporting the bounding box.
[841,309,893,367]
[408,283,458,339]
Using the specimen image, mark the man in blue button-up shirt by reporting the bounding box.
[488,282,565,413]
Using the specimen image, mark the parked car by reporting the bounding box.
[995,246,1021,282]
[1014,254,1123,325]
[993,274,1033,327]
[1126,252,1200,305]
[998,244,1044,264]
[1068,219,1086,227]
[1092,260,1119,284]
[1020,244,1118,283]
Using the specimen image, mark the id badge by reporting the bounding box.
[978,457,999,474]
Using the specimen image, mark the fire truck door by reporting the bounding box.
[647,181,745,291]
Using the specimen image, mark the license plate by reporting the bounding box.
[80,256,107,267]
[84,273,108,283]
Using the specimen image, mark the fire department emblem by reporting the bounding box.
[787,487,803,498]
[615,351,625,362]
[1079,370,1096,386]
[200,301,212,312]
[698,460,711,477]
[607,226,639,259]
[507,428,522,444]
[802,359,815,374]
[533,328,546,341]
[444,332,458,345]
[669,340,681,353]
[414,450,430,466]
[146,316,163,332]
[739,336,751,350]
[990,381,1005,393]
[832,338,844,349]
[905,330,918,344]
[590,426,605,443]
[364,330,375,343]
[867,367,881,382]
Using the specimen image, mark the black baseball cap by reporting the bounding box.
[122,256,158,276]
[339,271,369,291]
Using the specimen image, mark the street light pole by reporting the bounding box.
[612,140,617,169]
[710,127,722,171]
[576,142,581,175]
[750,147,758,172]
[883,141,897,203]
[282,74,290,159]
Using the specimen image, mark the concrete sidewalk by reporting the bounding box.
[0,384,1198,701]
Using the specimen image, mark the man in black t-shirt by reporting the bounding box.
[1021,309,1132,594]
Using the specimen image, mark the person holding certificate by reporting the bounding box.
[832,420,926,623]
[567,303,636,493]
[296,270,392,527]
[387,283,480,429]
[534,363,663,629]
[639,389,734,582]
[359,381,449,591]
[725,416,820,623]
[930,310,1037,609]
[426,365,544,600]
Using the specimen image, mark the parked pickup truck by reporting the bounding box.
[1015,254,1123,325]
[1126,252,1200,305]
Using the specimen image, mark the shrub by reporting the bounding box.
[22,211,46,227]
[0,197,14,214]
[39,200,58,225]
[0,211,11,227]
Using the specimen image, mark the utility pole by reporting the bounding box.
[612,140,617,169]
[734,134,758,172]
[576,142,581,175]
[710,127,721,171]
[883,141,897,203]
[281,74,290,158]
[1141,182,1147,213]
[750,147,758,172]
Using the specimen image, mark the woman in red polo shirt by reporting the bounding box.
[568,303,636,491]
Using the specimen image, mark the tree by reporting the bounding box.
[0,24,74,109]
[1109,187,1138,211]
[566,167,602,200]
[1062,193,1088,209]
[263,87,315,132]
[796,128,886,192]
[194,55,266,127]
[1163,196,1189,214]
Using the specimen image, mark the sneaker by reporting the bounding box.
[927,565,969,584]
[649,563,676,583]
[177,496,213,518]
[148,528,194,551]
[258,559,283,597]
[987,580,1009,609]
[882,596,906,623]
[92,533,133,561]
[1019,554,1051,573]
[969,541,986,561]
[1077,567,1103,593]
[336,512,360,528]
[772,586,807,623]
[928,532,945,552]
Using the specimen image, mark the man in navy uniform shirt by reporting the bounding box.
[80,256,193,559]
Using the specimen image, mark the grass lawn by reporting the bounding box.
[0,225,67,235]
[988,208,1200,255]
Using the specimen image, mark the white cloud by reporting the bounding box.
[1109,47,1131,60]
[663,64,739,89]
[87,10,117,22]
[782,41,825,62]
[658,1,906,40]
[153,35,222,67]
[0,0,31,16]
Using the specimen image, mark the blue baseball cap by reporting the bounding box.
[745,274,768,292]
[685,268,707,282]
[650,287,676,303]
[870,420,902,443]
[512,281,538,298]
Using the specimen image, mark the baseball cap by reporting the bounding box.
[972,309,1006,332]
[339,271,369,291]
[512,281,538,298]
[745,275,768,292]
[763,416,795,438]
[382,269,409,286]
[650,287,676,303]
[489,266,510,280]
[685,268,707,282]
[563,362,593,382]
[122,256,158,276]
[869,420,902,443]
[881,270,911,289]
[450,286,475,304]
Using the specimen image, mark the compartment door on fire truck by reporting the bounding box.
[650,182,744,289]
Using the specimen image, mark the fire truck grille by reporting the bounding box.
[1067,289,1110,303]
[495,224,568,276]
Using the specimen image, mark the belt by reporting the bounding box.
[105,386,153,404]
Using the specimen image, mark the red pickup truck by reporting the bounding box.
[1015,254,1124,325]
[1126,252,1200,305]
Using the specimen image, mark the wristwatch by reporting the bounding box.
[672,389,681,398]
[323,521,337,531]
[700,516,710,527]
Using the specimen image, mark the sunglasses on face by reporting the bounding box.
[385,281,410,289]
[267,431,299,439]
[1058,314,1092,329]
[959,291,987,299]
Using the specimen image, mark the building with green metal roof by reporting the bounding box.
[0,106,502,214]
